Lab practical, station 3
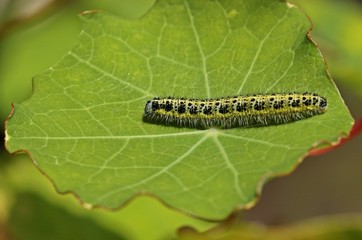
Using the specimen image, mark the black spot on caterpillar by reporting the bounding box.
[143,93,327,129]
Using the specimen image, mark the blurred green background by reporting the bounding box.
[0,0,361,239]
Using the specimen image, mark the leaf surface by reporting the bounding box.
[5,0,353,219]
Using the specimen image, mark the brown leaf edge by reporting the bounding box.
[308,117,361,156]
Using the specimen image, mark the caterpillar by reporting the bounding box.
[143,93,327,129]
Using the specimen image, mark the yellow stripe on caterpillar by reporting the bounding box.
[143,93,327,129]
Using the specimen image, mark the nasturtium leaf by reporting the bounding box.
[5,0,353,219]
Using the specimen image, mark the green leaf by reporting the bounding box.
[0,0,154,122]
[0,6,79,122]
[5,0,353,219]
[0,156,214,239]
